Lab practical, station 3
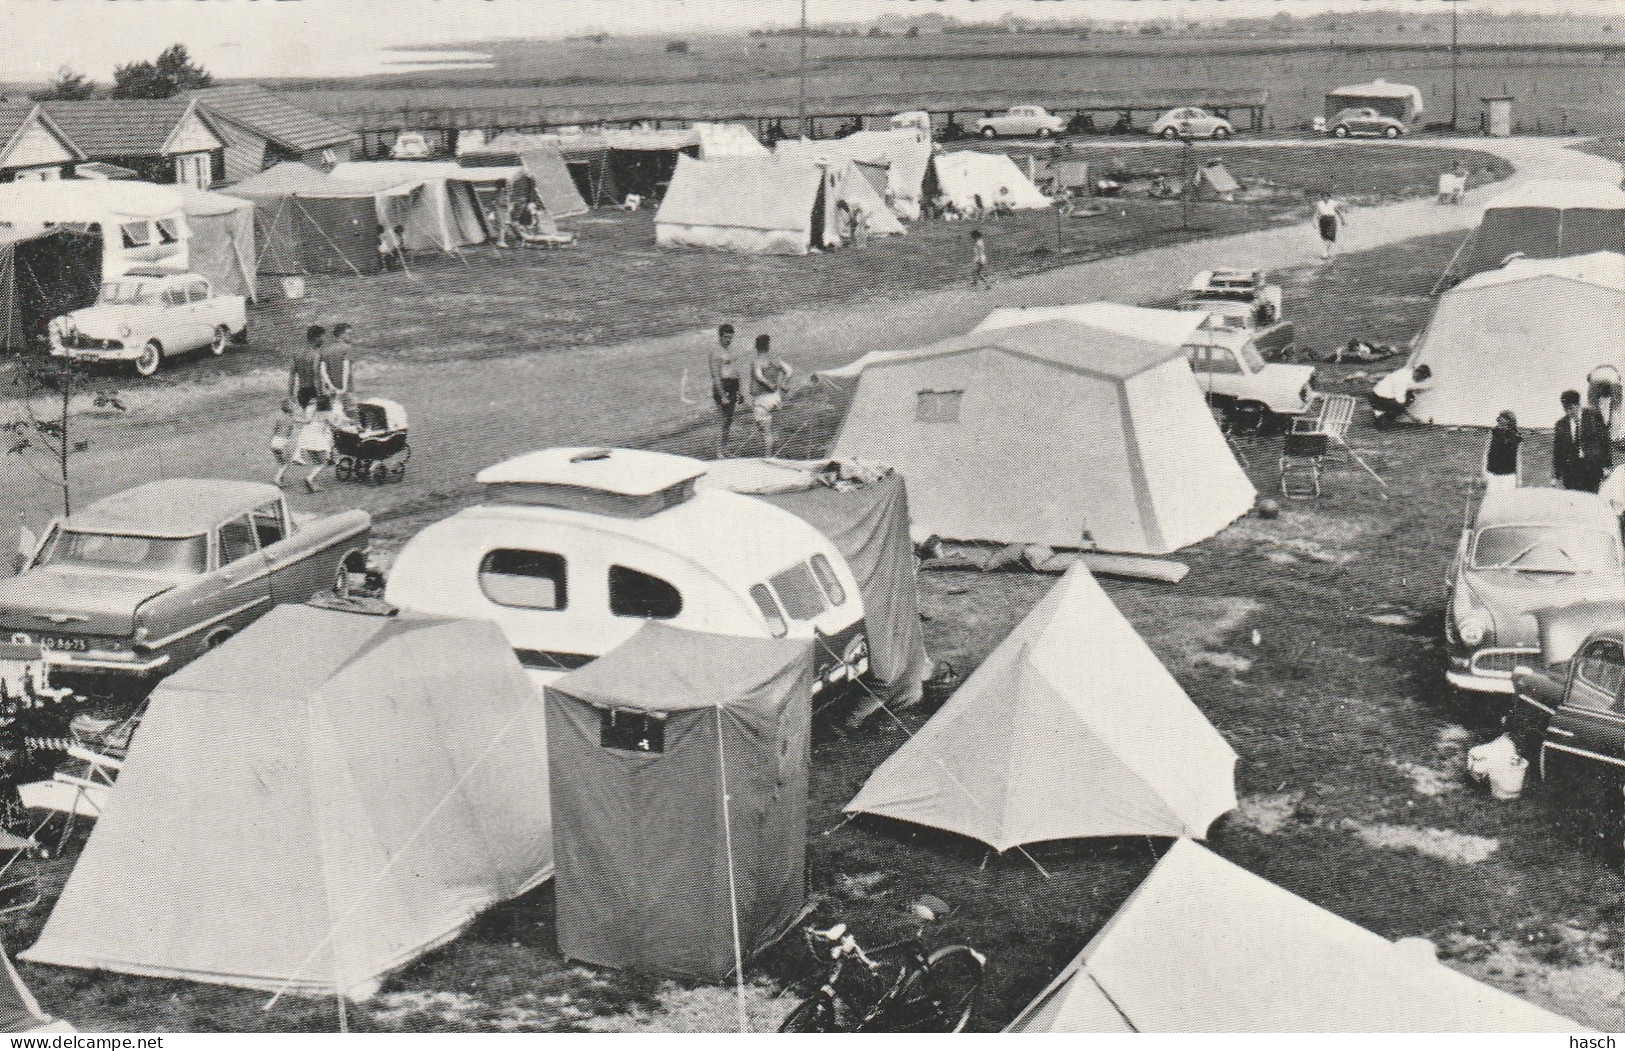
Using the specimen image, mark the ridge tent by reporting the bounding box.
[230,162,381,276]
[0,947,70,1033]
[21,605,554,1000]
[1008,839,1576,1032]
[932,151,1050,213]
[776,130,937,220]
[178,186,257,300]
[0,179,187,279]
[698,459,930,706]
[693,122,768,160]
[845,565,1237,850]
[828,315,1256,554]
[1403,251,1625,428]
[545,623,813,981]
[1461,179,1625,278]
[655,154,827,255]
[1326,79,1425,123]
[0,226,101,353]
[1193,161,1240,201]
[330,161,507,252]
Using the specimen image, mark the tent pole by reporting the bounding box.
[715,706,751,1033]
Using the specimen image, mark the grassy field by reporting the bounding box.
[6,223,1622,1034]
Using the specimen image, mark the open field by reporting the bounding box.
[4,222,1623,1033]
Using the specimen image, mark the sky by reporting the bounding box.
[0,0,1613,82]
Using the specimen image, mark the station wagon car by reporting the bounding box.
[1182,327,1317,431]
[1327,107,1407,139]
[1510,617,1625,780]
[49,269,248,377]
[1445,487,1625,696]
[1149,107,1234,140]
[975,106,1066,140]
[0,479,370,681]
[1179,268,1296,361]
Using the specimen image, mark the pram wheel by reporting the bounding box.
[390,442,411,482]
[369,461,390,484]
[334,457,355,482]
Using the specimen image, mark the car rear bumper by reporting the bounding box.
[1446,670,1516,695]
[41,649,169,674]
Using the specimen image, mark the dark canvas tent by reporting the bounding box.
[0,227,102,353]
[1462,179,1625,278]
[545,624,813,981]
[231,161,381,276]
[699,460,930,705]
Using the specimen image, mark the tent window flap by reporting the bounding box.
[600,708,666,753]
[916,389,964,423]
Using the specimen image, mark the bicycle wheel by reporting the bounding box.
[889,946,984,1032]
[779,993,838,1033]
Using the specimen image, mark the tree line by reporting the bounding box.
[30,44,211,102]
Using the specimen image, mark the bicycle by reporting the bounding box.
[777,902,986,1033]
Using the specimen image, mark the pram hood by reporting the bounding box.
[355,397,409,432]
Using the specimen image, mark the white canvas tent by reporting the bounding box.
[1403,251,1625,428]
[846,564,1237,849]
[776,129,936,220]
[1008,839,1577,1032]
[655,154,826,255]
[21,605,554,1001]
[932,151,1050,213]
[693,122,767,160]
[178,186,256,300]
[330,160,513,252]
[827,315,1256,554]
[0,179,187,279]
[821,159,906,245]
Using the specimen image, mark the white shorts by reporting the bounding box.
[752,391,782,423]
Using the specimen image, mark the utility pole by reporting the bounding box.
[1449,0,1460,130]
[798,0,809,137]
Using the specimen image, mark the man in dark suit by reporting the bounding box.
[1553,389,1612,492]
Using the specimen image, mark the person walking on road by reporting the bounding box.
[750,334,793,457]
[289,325,328,409]
[970,230,992,289]
[709,323,742,458]
[1553,389,1612,493]
[1314,190,1349,262]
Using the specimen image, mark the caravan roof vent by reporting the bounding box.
[478,447,707,518]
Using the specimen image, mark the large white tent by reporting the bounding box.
[655,154,825,255]
[1403,251,1625,428]
[931,151,1050,213]
[1008,839,1577,1033]
[178,186,256,300]
[331,160,515,252]
[776,129,936,220]
[0,179,187,278]
[21,605,554,1001]
[827,316,1256,554]
[846,565,1237,849]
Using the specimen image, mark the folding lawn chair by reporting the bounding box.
[512,213,578,249]
[1279,393,1387,499]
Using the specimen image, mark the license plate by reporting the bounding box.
[36,635,89,653]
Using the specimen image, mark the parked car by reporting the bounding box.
[1327,107,1407,139]
[1509,613,1625,781]
[0,480,370,684]
[1445,488,1625,697]
[1179,268,1296,361]
[975,106,1066,140]
[385,447,871,696]
[1149,107,1234,140]
[1182,328,1317,431]
[391,131,432,159]
[889,110,932,140]
[49,270,247,378]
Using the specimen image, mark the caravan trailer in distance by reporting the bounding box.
[385,447,871,693]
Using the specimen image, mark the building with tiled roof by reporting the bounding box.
[190,84,358,183]
[0,104,84,182]
[38,98,223,188]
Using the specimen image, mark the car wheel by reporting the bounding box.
[1332,125,1350,138]
[1037,127,1053,140]
[135,341,163,377]
[1160,126,1179,140]
[1384,125,1401,139]
[981,126,997,139]
[205,629,232,650]
[1213,126,1231,140]
[210,325,229,356]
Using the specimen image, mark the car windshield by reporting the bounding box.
[98,280,163,306]
[1473,526,1621,574]
[36,529,207,574]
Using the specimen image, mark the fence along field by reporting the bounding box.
[273,30,1625,136]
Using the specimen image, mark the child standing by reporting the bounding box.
[1483,410,1522,491]
[970,230,992,289]
[270,398,301,488]
[296,397,336,493]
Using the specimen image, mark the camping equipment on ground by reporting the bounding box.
[0,180,187,280]
[0,947,69,1033]
[21,605,554,1000]
[0,227,102,353]
[230,162,382,277]
[332,397,411,484]
[177,186,257,301]
[1403,251,1625,428]
[845,564,1238,850]
[545,623,813,982]
[1438,171,1467,204]
[1279,393,1386,499]
[1456,179,1625,280]
[1006,839,1575,1032]
[824,314,1255,555]
[698,458,930,707]
[1466,734,1529,800]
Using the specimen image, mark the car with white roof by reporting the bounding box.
[49,269,247,377]
[1183,326,1318,432]
[975,106,1066,140]
[1149,107,1234,140]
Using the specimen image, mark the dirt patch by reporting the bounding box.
[1236,790,1304,835]
[370,990,483,1027]
[1440,931,1624,1031]
[1193,651,1254,676]
[1392,759,1461,798]
[1347,822,1499,865]
[580,981,796,1033]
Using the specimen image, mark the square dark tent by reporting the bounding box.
[545,623,814,982]
[0,228,102,353]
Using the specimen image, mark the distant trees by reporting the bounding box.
[31,66,95,102]
[110,44,212,100]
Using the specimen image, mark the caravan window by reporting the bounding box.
[120,221,152,248]
[750,584,788,638]
[608,565,683,620]
[770,562,828,621]
[916,389,963,423]
[810,554,846,606]
[479,549,568,610]
[156,219,183,245]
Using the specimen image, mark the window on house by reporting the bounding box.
[608,565,683,620]
[916,389,964,423]
[479,549,568,610]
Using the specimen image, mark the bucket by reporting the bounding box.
[1488,755,1529,801]
[281,276,306,300]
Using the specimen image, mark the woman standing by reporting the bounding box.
[1314,190,1348,262]
[1483,410,1522,491]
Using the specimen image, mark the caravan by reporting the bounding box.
[385,447,871,694]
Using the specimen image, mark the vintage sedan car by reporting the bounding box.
[1179,268,1296,361]
[975,105,1066,140]
[1182,327,1317,431]
[0,479,370,682]
[49,270,247,378]
[1510,614,1625,780]
[1327,107,1407,139]
[1445,488,1625,696]
[1149,107,1234,140]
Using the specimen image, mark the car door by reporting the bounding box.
[186,279,214,349]
[1546,638,1625,772]
[157,284,190,351]
[254,499,319,605]
[1012,108,1035,136]
[195,514,273,655]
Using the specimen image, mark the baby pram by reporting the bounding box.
[333,397,411,483]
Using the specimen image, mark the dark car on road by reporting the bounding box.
[1510,605,1625,780]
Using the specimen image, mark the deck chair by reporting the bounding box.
[0,829,40,916]
[1437,172,1467,204]
[18,745,123,852]
[512,211,577,249]
[1280,393,1388,498]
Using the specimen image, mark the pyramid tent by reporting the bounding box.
[178,186,257,300]
[932,150,1050,212]
[1404,251,1625,428]
[821,159,906,245]
[845,565,1237,849]
[829,316,1256,554]
[21,604,554,1000]
[776,130,936,220]
[515,147,589,218]
[655,154,827,255]
[0,947,69,1033]
[1008,839,1577,1032]
[1462,179,1625,278]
